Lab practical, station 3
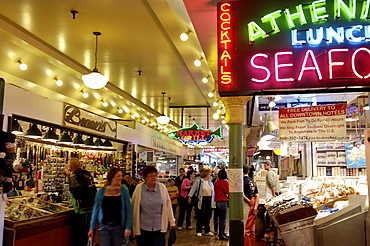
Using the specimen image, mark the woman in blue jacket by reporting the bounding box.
[88,168,132,246]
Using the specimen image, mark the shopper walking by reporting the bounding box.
[177,170,195,230]
[265,160,280,200]
[188,169,215,237]
[214,169,229,241]
[167,178,179,214]
[131,166,175,246]
[243,164,259,246]
[65,158,97,246]
[88,168,132,246]
[175,168,186,191]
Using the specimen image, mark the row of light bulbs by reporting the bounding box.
[11,119,114,149]
[16,58,175,132]
[16,29,219,132]
[179,30,221,119]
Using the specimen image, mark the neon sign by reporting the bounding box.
[218,2,235,90]
[250,47,370,82]
[216,0,370,95]
[168,123,223,144]
[248,0,370,43]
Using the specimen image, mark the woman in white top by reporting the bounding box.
[188,169,215,237]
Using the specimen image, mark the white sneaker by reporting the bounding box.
[187,226,193,230]
[196,233,202,237]
[177,227,182,231]
[205,232,214,236]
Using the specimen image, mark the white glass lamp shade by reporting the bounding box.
[82,70,108,89]
[19,63,28,70]
[156,115,171,124]
[180,33,189,41]
[194,59,202,67]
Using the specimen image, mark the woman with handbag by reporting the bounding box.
[88,168,132,246]
[131,166,176,246]
[177,170,195,230]
[188,169,215,237]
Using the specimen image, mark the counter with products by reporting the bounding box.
[3,195,73,246]
[264,178,368,246]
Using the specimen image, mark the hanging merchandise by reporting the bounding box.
[0,130,16,177]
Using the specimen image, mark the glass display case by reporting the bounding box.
[5,196,72,222]
[4,196,73,246]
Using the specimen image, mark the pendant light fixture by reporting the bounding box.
[94,138,104,147]
[25,123,42,138]
[103,139,113,148]
[84,136,95,146]
[82,32,109,89]
[72,134,85,146]
[156,92,171,125]
[10,118,23,135]
[59,131,73,144]
[42,127,59,142]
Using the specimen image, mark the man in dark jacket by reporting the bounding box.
[65,158,97,246]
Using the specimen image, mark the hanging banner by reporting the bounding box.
[279,103,346,141]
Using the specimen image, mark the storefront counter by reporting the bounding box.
[3,196,73,246]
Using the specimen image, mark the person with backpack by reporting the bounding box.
[65,158,97,246]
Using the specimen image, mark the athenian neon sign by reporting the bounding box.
[168,123,223,144]
[217,0,370,95]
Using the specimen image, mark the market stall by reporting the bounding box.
[265,179,368,246]
[3,196,73,246]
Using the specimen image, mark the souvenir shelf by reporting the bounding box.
[42,157,67,192]
[314,142,366,177]
[113,143,133,175]
[4,196,73,246]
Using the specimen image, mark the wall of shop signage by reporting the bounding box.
[218,0,370,95]
[3,83,183,156]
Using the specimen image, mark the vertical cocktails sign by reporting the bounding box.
[218,2,236,91]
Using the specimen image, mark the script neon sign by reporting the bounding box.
[218,2,235,87]
[168,123,223,144]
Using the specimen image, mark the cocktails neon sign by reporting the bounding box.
[217,0,370,95]
[218,2,235,86]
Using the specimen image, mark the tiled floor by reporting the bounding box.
[127,210,276,246]
[128,209,230,246]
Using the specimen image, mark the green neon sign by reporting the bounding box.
[248,0,370,43]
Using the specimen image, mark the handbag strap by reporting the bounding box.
[194,179,202,197]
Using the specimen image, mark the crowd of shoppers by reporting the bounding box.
[64,160,271,245]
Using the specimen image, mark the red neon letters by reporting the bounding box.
[218,3,235,87]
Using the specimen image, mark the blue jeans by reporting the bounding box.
[98,224,123,246]
[216,201,228,238]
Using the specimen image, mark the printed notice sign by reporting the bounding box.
[279,104,346,141]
